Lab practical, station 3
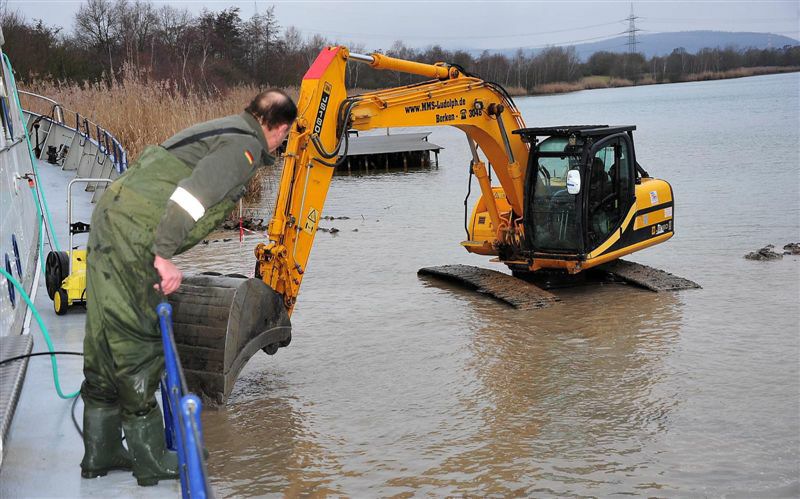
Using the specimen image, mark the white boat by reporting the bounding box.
[0,28,187,496]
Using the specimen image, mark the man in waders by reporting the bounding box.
[79,89,296,486]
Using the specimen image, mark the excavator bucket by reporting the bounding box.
[167,274,291,405]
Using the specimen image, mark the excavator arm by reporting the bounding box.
[255,46,530,313]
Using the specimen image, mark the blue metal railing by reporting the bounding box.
[157,302,212,499]
[19,90,129,173]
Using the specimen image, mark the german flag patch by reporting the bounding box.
[244,150,254,165]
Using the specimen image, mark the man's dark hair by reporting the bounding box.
[245,89,297,129]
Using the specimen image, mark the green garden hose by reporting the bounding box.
[1,267,80,399]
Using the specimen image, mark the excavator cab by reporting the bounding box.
[515,125,666,273]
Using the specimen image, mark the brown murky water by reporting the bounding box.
[175,73,800,497]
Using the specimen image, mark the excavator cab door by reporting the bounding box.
[585,134,635,251]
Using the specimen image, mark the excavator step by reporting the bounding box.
[168,274,291,405]
[596,259,701,292]
[418,264,560,310]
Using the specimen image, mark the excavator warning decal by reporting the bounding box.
[313,82,333,135]
[303,208,319,234]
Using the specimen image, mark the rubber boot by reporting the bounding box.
[80,404,132,478]
[122,406,179,486]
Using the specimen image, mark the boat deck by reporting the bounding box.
[0,160,179,497]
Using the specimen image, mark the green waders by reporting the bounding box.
[81,146,237,485]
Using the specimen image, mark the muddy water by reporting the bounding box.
[175,73,800,497]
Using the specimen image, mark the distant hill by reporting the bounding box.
[484,31,800,61]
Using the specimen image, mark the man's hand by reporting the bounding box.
[154,255,182,295]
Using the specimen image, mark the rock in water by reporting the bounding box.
[744,245,784,260]
[783,242,800,255]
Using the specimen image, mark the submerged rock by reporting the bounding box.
[221,216,267,231]
[744,245,783,260]
[783,242,800,255]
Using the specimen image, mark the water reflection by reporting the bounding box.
[408,279,682,495]
[334,158,437,177]
[203,369,346,497]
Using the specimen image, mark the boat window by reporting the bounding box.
[12,234,22,277]
[5,253,15,308]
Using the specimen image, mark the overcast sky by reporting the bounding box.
[7,0,799,51]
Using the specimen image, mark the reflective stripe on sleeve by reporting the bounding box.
[169,186,205,221]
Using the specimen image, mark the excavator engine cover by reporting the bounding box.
[168,274,291,405]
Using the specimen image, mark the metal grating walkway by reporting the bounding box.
[0,334,33,468]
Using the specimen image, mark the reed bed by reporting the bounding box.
[21,72,298,204]
[530,76,635,95]
[529,66,798,95]
[679,66,799,82]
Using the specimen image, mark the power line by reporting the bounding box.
[517,32,630,51]
[292,19,627,42]
[642,17,795,23]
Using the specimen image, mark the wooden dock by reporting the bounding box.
[343,132,443,173]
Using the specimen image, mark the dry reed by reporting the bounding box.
[20,71,298,205]
[530,76,636,95]
[677,66,799,82]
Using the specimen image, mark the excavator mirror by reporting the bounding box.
[566,169,581,194]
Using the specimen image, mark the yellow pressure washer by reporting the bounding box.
[45,178,112,315]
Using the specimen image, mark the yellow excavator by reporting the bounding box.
[169,46,677,403]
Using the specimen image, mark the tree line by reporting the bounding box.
[2,0,799,93]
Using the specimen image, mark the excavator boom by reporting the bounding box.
[256,46,531,313]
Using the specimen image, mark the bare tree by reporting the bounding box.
[114,0,157,69]
[156,5,192,87]
[75,0,117,76]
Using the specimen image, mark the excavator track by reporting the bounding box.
[168,274,291,405]
[419,260,699,309]
[596,259,701,292]
[418,264,560,310]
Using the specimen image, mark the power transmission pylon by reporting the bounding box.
[626,3,641,54]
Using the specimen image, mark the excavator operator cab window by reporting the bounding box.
[586,135,634,249]
[528,136,584,253]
